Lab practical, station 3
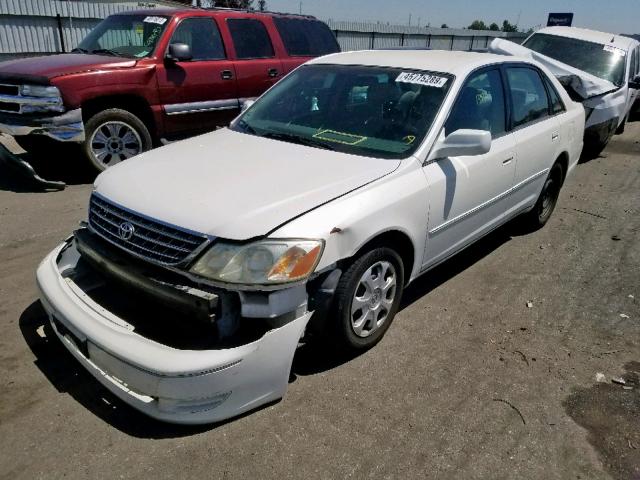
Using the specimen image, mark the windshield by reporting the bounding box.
[232,64,453,159]
[523,33,627,86]
[76,14,169,58]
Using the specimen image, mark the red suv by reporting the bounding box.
[0,8,339,171]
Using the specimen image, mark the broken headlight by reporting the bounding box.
[190,239,324,285]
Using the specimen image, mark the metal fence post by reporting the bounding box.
[56,14,66,53]
[427,34,431,48]
[370,31,375,49]
[400,33,405,46]
[450,35,454,50]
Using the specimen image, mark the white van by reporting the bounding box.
[492,26,640,153]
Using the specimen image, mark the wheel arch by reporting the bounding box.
[555,151,569,183]
[81,94,156,138]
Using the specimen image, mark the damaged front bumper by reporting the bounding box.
[36,237,313,424]
[0,108,84,142]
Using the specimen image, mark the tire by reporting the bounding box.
[82,108,152,172]
[521,162,564,231]
[331,247,405,351]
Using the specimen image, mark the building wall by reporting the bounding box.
[0,1,527,61]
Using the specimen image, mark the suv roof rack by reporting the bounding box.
[194,5,315,19]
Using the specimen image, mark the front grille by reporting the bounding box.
[0,84,19,96]
[88,194,209,266]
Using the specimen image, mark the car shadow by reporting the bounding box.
[18,301,282,438]
[19,219,520,436]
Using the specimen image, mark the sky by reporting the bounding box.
[264,0,640,34]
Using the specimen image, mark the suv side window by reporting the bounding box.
[629,47,637,81]
[544,77,565,114]
[227,18,275,59]
[273,17,340,56]
[507,67,550,128]
[445,69,506,138]
[170,17,225,61]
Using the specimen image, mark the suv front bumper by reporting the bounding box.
[0,108,84,142]
[36,240,311,424]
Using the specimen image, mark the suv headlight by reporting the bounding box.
[20,85,61,97]
[190,239,324,285]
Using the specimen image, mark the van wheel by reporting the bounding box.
[83,108,152,172]
[331,248,404,351]
[522,162,564,230]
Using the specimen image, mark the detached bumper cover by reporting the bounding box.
[36,241,311,424]
[0,108,84,142]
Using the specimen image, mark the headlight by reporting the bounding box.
[191,239,324,285]
[20,85,61,98]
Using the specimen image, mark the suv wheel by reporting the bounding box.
[83,108,152,172]
[332,248,404,350]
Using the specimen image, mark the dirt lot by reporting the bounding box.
[0,124,638,480]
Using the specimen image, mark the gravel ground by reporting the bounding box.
[0,124,638,480]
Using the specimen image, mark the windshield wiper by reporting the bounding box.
[236,119,257,134]
[70,47,89,54]
[91,48,125,57]
[262,132,335,151]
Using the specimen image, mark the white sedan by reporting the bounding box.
[37,50,585,424]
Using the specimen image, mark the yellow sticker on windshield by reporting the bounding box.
[403,135,416,145]
[313,129,367,145]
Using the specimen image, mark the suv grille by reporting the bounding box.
[0,84,19,96]
[88,194,209,266]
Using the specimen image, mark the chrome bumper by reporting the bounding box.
[36,240,312,424]
[0,108,84,142]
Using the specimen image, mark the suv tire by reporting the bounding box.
[83,108,152,172]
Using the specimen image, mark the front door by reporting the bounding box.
[423,69,516,268]
[157,16,239,138]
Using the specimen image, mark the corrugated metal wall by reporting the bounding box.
[0,0,179,61]
[0,1,527,61]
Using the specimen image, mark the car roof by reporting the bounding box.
[308,50,531,76]
[115,7,317,20]
[535,26,639,49]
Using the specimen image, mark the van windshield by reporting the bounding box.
[76,14,169,58]
[523,33,626,86]
[232,64,452,159]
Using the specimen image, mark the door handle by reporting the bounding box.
[268,68,279,78]
[552,132,559,141]
[502,156,514,165]
[221,70,233,80]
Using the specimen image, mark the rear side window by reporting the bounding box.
[227,18,275,59]
[273,18,340,56]
[544,77,565,114]
[170,17,225,61]
[506,68,550,128]
[445,69,506,138]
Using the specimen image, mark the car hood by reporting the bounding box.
[489,38,619,100]
[94,129,401,240]
[0,54,137,82]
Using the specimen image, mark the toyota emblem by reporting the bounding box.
[118,222,135,241]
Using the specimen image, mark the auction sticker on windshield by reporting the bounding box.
[396,72,448,88]
[603,45,626,56]
[144,16,167,25]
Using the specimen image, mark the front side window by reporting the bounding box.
[77,14,169,58]
[273,17,340,56]
[232,64,453,159]
[445,69,506,137]
[523,33,626,86]
[227,19,275,59]
[507,68,550,128]
[170,17,226,61]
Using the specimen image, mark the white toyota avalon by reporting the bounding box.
[36,50,585,424]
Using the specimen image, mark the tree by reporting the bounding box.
[440,23,448,28]
[501,20,518,32]
[489,22,500,31]
[468,20,488,30]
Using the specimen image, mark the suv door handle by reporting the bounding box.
[221,70,233,80]
[502,156,514,165]
[268,68,279,78]
[552,132,559,141]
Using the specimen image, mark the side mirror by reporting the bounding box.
[166,43,192,62]
[429,129,492,160]
[629,76,640,89]
[240,99,255,112]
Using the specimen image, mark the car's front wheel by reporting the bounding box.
[332,248,404,350]
[83,108,152,172]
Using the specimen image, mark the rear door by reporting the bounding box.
[504,66,559,214]
[423,68,517,268]
[157,16,239,138]
[271,17,340,74]
[225,17,284,104]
